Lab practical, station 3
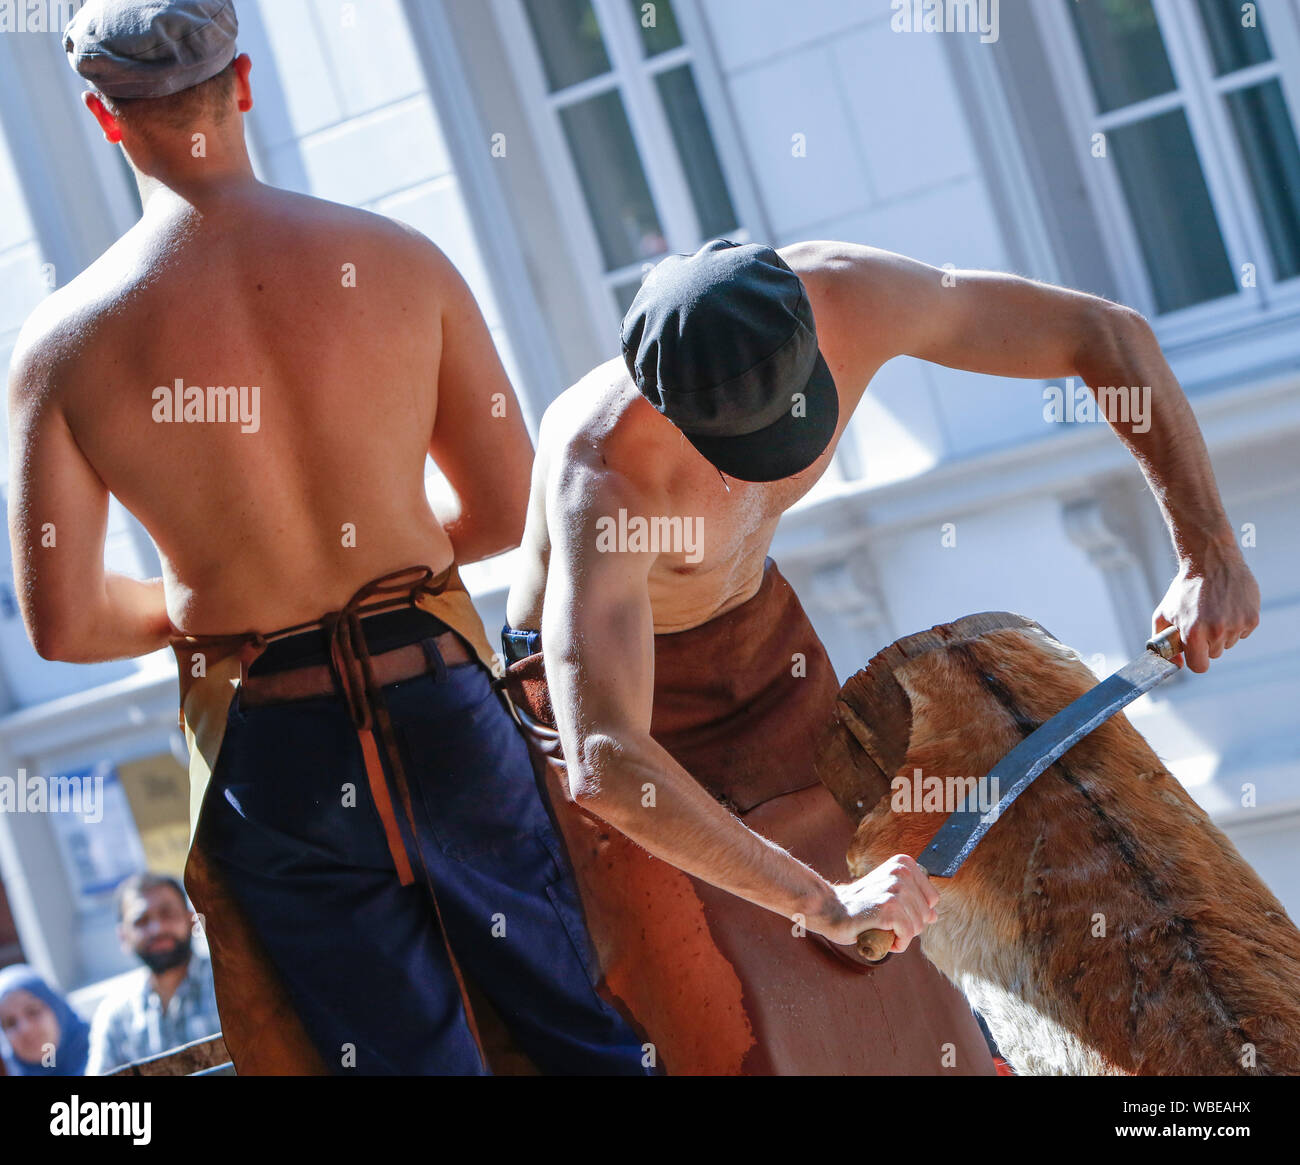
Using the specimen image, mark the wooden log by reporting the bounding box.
[107,1033,232,1076]
[814,612,1040,821]
[815,612,1300,1075]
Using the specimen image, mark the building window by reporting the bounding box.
[501,0,747,325]
[1041,0,1300,325]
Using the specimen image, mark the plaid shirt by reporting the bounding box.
[85,951,222,1075]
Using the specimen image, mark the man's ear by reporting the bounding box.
[233,52,252,113]
[82,91,122,143]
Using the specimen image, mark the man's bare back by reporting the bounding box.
[11,181,531,652]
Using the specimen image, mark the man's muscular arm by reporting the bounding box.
[426,244,533,565]
[542,449,937,951]
[7,331,170,662]
[795,241,1259,672]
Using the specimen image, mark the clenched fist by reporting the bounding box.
[811,854,939,952]
[1153,535,1260,674]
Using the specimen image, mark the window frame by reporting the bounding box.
[490,0,763,344]
[1033,0,1300,351]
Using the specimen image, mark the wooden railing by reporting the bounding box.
[106,1033,233,1076]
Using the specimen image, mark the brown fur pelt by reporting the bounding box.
[815,612,1300,1075]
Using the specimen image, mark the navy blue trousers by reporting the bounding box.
[196,610,649,1075]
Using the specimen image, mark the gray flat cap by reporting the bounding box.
[64,0,238,99]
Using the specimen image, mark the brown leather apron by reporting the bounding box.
[501,558,997,1075]
[171,564,506,1075]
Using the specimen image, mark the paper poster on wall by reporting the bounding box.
[115,753,191,881]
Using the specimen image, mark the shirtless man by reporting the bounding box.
[7,0,647,1075]
[501,237,1261,1075]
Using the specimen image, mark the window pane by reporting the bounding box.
[655,64,738,239]
[1066,0,1176,113]
[628,0,683,56]
[1194,0,1272,75]
[1108,110,1236,311]
[1225,81,1300,282]
[559,90,667,270]
[613,275,646,317]
[524,0,610,91]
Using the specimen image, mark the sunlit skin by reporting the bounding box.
[7,52,532,658]
[118,884,195,1009]
[508,240,1261,954]
[0,988,60,1066]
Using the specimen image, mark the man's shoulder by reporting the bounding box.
[8,277,110,400]
[277,188,454,279]
[781,238,930,304]
[778,239,925,378]
[6,216,167,399]
[778,238,897,275]
[538,361,616,457]
[540,361,672,502]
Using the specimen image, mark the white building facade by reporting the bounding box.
[1,0,1297,997]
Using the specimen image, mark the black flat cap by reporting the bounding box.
[620,238,839,483]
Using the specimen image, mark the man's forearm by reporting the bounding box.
[35,574,172,662]
[428,479,522,566]
[1076,311,1236,564]
[572,729,836,926]
[107,574,173,652]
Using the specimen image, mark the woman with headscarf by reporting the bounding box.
[0,964,91,1076]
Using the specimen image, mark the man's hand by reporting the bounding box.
[1154,535,1260,673]
[810,854,939,953]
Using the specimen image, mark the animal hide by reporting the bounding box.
[815,612,1300,1075]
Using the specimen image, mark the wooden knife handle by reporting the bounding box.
[855,928,894,963]
[1146,626,1183,660]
